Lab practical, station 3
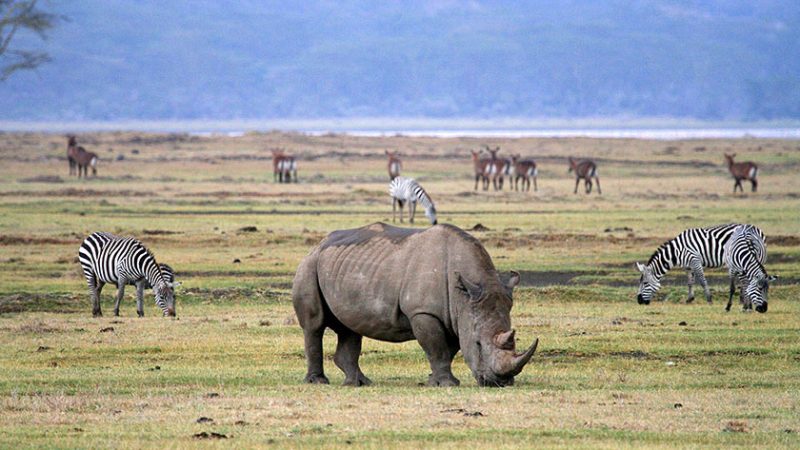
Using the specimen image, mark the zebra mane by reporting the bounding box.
[744,233,768,277]
[646,239,672,267]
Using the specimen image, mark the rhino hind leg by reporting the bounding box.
[333,329,372,386]
[292,255,330,385]
[303,328,330,385]
[411,314,460,387]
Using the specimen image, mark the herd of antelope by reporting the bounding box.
[470,145,596,194]
[63,137,760,194]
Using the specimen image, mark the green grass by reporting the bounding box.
[0,131,799,448]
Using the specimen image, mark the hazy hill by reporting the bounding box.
[1,0,798,121]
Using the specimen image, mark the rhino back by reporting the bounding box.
[314,223,489,342]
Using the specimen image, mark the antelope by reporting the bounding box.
[74,147,98,178]
[271,149,286,182]
[470,150,490,190]
[511,154,538,192]
[386,150,402,181]
[271,149,297,183]
[485,146,508,191]
[724,153,758,193]
[67,136,80,176]
[568,157,600,194]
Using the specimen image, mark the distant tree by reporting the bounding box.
[0,0,59,80]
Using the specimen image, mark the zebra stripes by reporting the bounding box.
[389,176,438,225]
[78,232,176,317]
[636,223,765,305]
[724,225,775,313]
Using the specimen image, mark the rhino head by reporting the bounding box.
[454,271,538,387]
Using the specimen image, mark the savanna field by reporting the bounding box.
[0,131,799,448]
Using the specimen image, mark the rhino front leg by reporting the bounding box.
[411,314,460,387]
[333,329,372,386]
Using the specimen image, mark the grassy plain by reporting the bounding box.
[0,131,799,448]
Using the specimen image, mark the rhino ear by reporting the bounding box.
[454,271,483,301]
[504,271,520,293]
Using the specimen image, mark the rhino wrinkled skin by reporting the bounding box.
[292,222,538,387]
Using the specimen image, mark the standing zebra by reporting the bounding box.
[568,157,600,194]
[78,232,176,317]
[635,223,765,305]
[724,225,775,313]
[511,154,538,192]
[386,150,402,181]
[724,153,758,193]
[389,176,437,225]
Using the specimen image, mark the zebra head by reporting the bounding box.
[745,274,777,313]
[425,206,438,225]
[635,262,661,305]
[154,281,176,317]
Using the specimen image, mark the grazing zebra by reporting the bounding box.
[389,176,437,225]
[470,149,490,190]
[78,232,176,317]
[74,147,98,178]
[511,154,538,192]
[635,223,765,305]
[386,150,402,180]
[724,225,775,313]
[724,153,758,193]
[568,157,600,194]
[67,136,80,176]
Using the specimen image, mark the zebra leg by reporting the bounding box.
[411,313,460,387]
[533,176,538,192]
[136,280,146,317]
[693,266,712,304]
[725,277,736,312]
[89,279,104,317]
[392,199,397,223]
[333,329,371,386]
[686,270,695,303]
[114,280,126,317]
[398,200,404,223]
[409,202,415,224]
[595,176,601,194]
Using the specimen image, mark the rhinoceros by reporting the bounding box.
[292,222,538,387]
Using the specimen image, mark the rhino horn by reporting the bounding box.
[493,329,516,350]
[492,336,538,377]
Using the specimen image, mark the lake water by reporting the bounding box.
[2,120,799,140]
